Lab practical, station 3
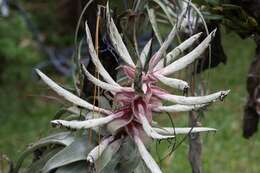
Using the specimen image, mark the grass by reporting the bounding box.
[0,11,260,173]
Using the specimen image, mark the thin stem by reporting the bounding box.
[95,6,102,172]
[188,56,202,173]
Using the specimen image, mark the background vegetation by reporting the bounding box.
[0,3,260,173]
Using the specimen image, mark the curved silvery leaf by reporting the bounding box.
[139,114,174,139]
[84,21,119,86]
[157,29,216,76]
[36,69,111,115]
[153,32,203,70]
[51,112,124,130]
[153,89,230,105]
[153,127,217,135]
[148,9,186,70]
[147,8,162,45]
[87,136,114,163]
[94,138,122,172]
[152,0,175,25]
[31,132,75,147]
[27,147,62,173]
[82,65,125,93]
[134,135,162,173]
[41,135,95,173]
[106,3,135,67]
[13,132,75,172]
[140,39,152,68]
[155,74,189,91]
[148,25,177,70]
[153,104,207,112]
[55,161,89,173]
[84,112,110,136]
[107,116,133,135]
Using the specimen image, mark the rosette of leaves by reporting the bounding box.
[14,4,230,173]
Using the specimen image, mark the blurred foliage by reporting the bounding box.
[22,1,73,46]
[194,0,260,37]
[0,14,42,82]
[0,11,57,163]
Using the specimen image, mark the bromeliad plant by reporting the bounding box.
[15,4,229,173]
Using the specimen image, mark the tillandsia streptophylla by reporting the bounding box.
[35,6,230,173]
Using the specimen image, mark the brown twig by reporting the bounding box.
[188,62,203,173]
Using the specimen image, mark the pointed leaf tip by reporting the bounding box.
[220,90,230,101]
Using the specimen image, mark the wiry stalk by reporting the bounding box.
[85,21,119,86]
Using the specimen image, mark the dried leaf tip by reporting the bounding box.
[219,90,231,101]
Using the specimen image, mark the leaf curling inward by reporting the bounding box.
[41,135,95,173]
